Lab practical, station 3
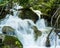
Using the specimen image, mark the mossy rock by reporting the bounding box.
[19,8,39,23]
[3,35,23,48]
[32,26,42,40]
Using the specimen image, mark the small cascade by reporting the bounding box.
[36,19,46,29]
[0,3,60,48]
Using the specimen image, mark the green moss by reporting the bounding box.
[3,35,23,48]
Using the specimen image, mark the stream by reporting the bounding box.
[0,4,60,48]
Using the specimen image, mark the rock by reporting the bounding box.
[0,0,13,19]
[32,26,42,40]
[0,34,5,47]
[55,29,60,39]
[0,6,10,19]
[2,26,15,35]
[18,8,39,23]
[54,29,60,39]
[0,34,5,42]
[45,37,51,47]
[3,35,23,48]
[58,35,60,39]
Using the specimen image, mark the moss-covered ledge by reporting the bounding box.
[2,35,23,48]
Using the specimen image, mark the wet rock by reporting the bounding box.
[2,26,15,35]
[54,29,60,39]
[18,8,39,23]
[58,35,60,39]
[32,26,42,41]
[0,34,5,47]
[45,38,51,47]
[0,34,5,43]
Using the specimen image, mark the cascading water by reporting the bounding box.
[0,4,60,48]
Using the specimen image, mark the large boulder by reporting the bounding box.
[18,8,39,23]
[2,26,15,35]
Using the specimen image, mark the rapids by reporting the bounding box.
[0,4,60,48]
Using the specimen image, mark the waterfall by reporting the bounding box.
[0,4,60,48]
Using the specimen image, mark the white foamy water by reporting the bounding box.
[0,4,60,48]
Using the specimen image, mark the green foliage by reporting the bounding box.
[0,0,9,6]
[18,0,34,8]
[16,0,60,16]
[19,0,29,5]
[2,45,10,48]
[32,0,60,16]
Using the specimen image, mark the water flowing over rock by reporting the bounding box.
[0,4,60,48]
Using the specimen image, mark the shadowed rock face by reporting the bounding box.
[0,0,13,19]
[32,26,42,41]
[2,26,15,35]
[0,34,5,42]
[0,6,10,19]
[18,8,39,23]
[0,6,6,19]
